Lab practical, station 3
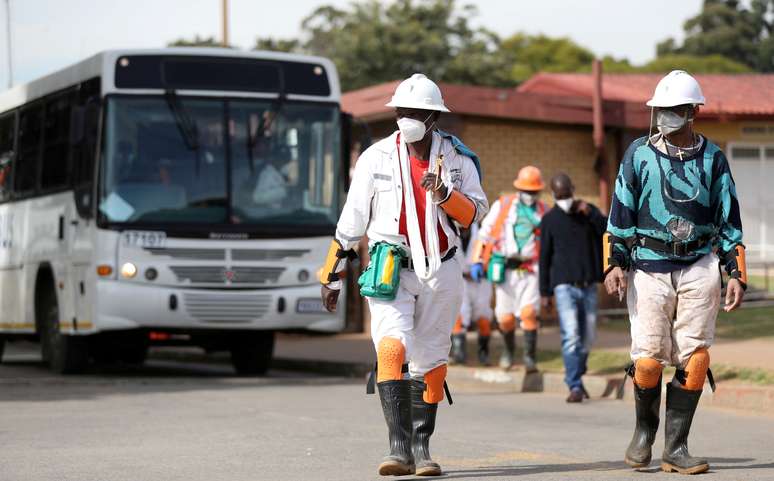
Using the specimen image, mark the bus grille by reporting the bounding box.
[182,292,273,322]
[146,248,226,260]
[169,266,286,284]
[231,249,309,261]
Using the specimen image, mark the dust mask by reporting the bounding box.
[656,109,692,136]
[555,197,574,213]
[519,192,538,206]
[397,113,434,143]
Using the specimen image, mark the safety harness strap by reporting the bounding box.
[635,234,712,257]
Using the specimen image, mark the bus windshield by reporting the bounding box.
[100,95,340,234]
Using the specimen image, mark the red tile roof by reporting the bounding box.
[517,73,774,117]
[342,80,650,128]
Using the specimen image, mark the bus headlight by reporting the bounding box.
[120,262,138,279]
[298,269,310,282]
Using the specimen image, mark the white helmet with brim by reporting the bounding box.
[385,73,450,112]
[646,70,705,108]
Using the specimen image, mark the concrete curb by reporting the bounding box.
[273,357,774,413]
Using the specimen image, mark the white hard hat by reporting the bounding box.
[385,73,450,112]
[646,70,705,108]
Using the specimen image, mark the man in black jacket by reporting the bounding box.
[539,173,607,403]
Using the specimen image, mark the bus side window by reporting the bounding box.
[41,92,74,191]
[15,104,43,196]
[0,112,15,202]
[71,78,101,218]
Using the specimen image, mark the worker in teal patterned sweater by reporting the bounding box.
[604,70,746,475]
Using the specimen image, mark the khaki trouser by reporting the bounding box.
[628,253,721,368]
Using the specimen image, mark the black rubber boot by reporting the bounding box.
[377,380,415,476]
[499,330,516,369]
[410,381,442,476]
[450,333,467,365]
[661,380,709,475]
[523,329,538,373]
[625,378,661,468]
[477,335,490,366]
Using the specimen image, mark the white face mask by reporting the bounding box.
[519,192,538,206]
[656,109,692,136]
[555,197,574,213]
[397,113,434,143]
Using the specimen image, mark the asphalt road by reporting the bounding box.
[1,343,774,481]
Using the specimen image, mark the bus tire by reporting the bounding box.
[37,280,89,374]
[230,331,274,376]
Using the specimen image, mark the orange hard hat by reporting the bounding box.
[513,165,545,191]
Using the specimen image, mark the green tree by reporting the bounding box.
[254,38,301,53]
[658,0,774,72]
[641,53,752,73]
[499,33,595,83]
[169,35,227,48]
[294,0,515,90]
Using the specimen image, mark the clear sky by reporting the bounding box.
[0,0,703,89]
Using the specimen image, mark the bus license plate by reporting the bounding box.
[121,230,167,248]
[296,298,327,314]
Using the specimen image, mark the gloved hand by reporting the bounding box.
[470,263,485,283]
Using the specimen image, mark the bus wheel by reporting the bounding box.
[37,283,89,374]
[229,331,275,376]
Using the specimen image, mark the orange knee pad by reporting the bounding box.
[377,337,405,383]
[682,348,710,391]
[476,318,491,337]
[519,305,539,331]
[498,314,516,333]
[423,364,447,404]
[452,316,464,335]
[634,357,663,389]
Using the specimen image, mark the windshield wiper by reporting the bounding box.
[165,90,200,151]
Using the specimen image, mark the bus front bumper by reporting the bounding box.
[93,280,345,333]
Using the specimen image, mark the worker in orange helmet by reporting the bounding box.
[471,166,546,371]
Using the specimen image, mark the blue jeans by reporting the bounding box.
[554,284,598,390]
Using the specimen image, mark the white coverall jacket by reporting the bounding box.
[477,197,544,323]
[334,130,488,376]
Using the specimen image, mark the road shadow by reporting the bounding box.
[438,457,768,478]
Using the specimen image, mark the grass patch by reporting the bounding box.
[716,306,774,339]
[601,305,774,340]
[536,349,631,376]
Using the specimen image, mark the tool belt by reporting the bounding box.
[505,257,532,270]
[400,246,457,271]
[636,234,711,257]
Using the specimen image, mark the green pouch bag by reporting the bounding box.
[358,242,405,300]
[487,252,507,284]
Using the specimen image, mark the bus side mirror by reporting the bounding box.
[74,184,93,219]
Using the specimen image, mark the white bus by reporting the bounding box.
[0,48,351,374]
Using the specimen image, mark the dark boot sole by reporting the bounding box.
[416,465,442,476]
[625,456,651,469]
[661,462,709,475]
[378,461,415,476]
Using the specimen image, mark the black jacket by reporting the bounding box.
[539,203,607,296]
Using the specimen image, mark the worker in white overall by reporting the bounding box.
[450,222,494,365]
[320,74,488,477]
[473,166,546,371]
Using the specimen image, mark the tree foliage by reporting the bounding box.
[169,0,765,92]
[658,0,774,72]
[169,35,227,48]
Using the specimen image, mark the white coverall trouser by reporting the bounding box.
[627,252,721,367]
[370,257,464,378]
[460,278,493,328]
[494,269,541,322]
